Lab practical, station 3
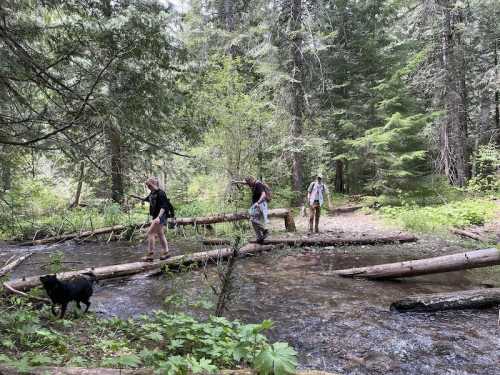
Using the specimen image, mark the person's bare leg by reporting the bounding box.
[144,223,156,260]
[158,226,169,258]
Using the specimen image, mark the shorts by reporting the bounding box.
[159,214,167,225]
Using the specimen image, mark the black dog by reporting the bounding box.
[40,272,96,318]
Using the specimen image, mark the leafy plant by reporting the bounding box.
[254,342,298,375]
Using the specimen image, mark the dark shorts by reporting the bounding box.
[155,214,167,226]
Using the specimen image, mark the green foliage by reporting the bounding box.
[467,144,500,194]
[380,198,496,233]
[254,342,298,375]
[0,298,297,374]
[0,177,148,240]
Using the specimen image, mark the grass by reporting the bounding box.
[379,198,497,233]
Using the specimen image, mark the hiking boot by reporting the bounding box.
[159,252,170,260]
[142,253,154,262]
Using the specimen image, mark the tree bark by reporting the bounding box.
[107,124,123,204]
[70,161,85,208]
[3,244,279,292]
[260,234,417,247]
[335,160,345,193]
[438,0,470,186]
[287,0,305,205]
[390,288,500,312]
[334,248,500,279]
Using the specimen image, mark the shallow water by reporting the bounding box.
[1,238,499,374]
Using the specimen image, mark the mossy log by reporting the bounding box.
[334,248,500,279]
[390,288,500,312]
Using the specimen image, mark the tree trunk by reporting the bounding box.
[107,124,124,203]
[390,288,500,312]
[287,0,305,205]
[438,0,470,186]
[334,248,500,279]
[335,160,345,193]
[1,161,10,191]
[70,161,85,208]
[4,244,279,292]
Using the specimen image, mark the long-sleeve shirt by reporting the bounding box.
[307,181,328,206]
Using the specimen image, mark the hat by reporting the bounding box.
[316,173,323,179]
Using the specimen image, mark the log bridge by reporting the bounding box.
[3,243,281,293]
[19,208,296,246]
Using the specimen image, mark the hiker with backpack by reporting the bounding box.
[307,173,332,233]
[134,177,175,261]
[232,176,271,243]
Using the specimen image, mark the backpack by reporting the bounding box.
[260,181,272,202]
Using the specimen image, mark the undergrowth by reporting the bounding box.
[379,198,496,233]
[0,296,297,374]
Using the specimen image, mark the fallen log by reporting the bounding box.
[328,205,363,215]
[3,243,280,293]
[450,228,486,242]
[390,288,500,312]
[18,208,295,246]
[260,234,417,247]
[0,252,32,277]
[203,238,232,246]
[334,248,500,279]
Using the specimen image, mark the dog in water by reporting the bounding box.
[39,272,96,318]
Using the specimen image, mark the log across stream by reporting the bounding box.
[18,208,296,246]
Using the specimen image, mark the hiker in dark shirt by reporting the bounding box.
[233,176,269,243]
[141,177,173,261]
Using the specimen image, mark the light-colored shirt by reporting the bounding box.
[308,181,328,206]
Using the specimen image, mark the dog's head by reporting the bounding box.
[39,274,59,290]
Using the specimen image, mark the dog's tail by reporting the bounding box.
[82,271,98,285]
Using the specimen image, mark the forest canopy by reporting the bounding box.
[0,0,498,212]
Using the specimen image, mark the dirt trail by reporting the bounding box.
[270,209,406,238]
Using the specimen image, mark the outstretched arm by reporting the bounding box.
[129,194,149,202]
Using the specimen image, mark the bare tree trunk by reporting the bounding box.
[107,124,124,203]
[2,161,11,191]
[70,161,85,208]
[101,0,123,204]
[288,0,305,205]
[335,159,345,193]
[438,0,470,186]
[495,37,499,141]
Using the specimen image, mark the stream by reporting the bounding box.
[1,237,499,374]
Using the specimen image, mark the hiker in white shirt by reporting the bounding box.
[307,174,332,233]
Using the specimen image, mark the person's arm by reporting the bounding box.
[256,191,266,205]
[129,194,149,202]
